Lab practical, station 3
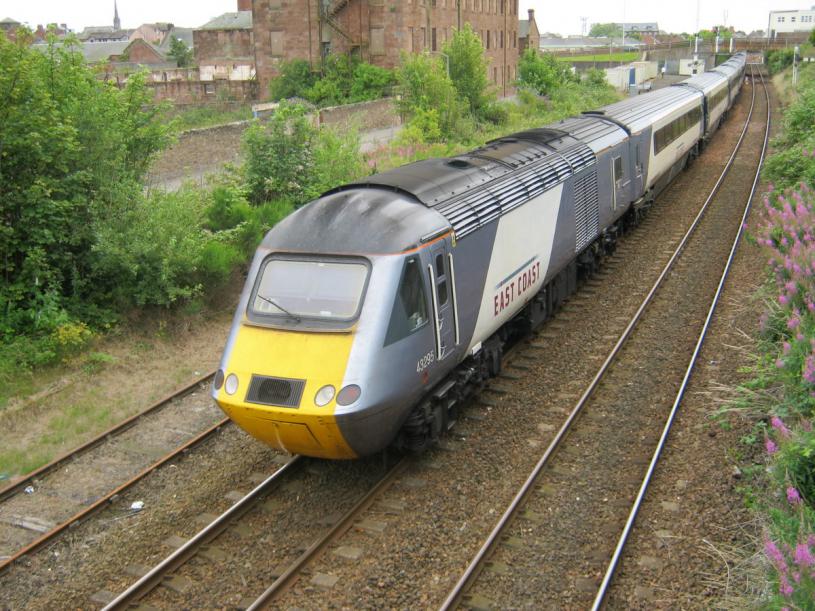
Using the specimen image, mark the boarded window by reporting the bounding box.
[270,31,284,57]
[370,27,385,55]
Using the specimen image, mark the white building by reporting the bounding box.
[768,7,815,38]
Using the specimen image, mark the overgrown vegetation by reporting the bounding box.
[0,32,171,379]
[764,63,815,189]
[726,62,815,606]
[268,55,395,107]
[1,26,617,421]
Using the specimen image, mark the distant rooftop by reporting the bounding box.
[1,17,21,25]
[198,11,252,30]
[614,22,659,32]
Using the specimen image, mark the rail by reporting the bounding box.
[439,62,763,611]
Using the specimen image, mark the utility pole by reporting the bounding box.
[793,45,800,86]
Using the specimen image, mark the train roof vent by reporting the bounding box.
[446,159,473,169]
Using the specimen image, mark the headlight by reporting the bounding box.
[315,385,335,407]
[225,374,239,395]
[213,369,225,391]
[337,385,361,406]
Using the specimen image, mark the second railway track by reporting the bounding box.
[441,66,771,610]
[1,65,768,611]
[0,372,225,572]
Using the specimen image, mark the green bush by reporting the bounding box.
[242,103,317,204]
[0,32,170,354]
[269,56,395,107]
[518,48,579,96]
[766,49,795,75]
[269,59,317,101]
[443,23,494,118]
[396,52,464,140]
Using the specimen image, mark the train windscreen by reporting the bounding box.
[251,258,369,322]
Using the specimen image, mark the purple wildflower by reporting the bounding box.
[772,416,792,438]
[766,538,787,568]
[794,543,814,567]
[787,487,802,505]
[766,438,779,455]
[779,573,794,597]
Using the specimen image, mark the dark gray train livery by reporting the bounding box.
[212,53,747,459]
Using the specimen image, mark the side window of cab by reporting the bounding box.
[384,257,429,346]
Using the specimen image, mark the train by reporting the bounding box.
[211,53,747,459]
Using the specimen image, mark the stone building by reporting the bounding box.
[194,11,255,81]
[251,0,523,99]
[518,8,539,53]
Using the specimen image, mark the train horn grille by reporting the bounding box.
[246,375,306,408]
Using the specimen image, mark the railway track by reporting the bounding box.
[101,454,410,609]
[0,371,226,573]
[0,66,765,611]
[440,65,770,610]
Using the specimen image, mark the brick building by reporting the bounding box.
[194,11,255,81]
[518,8,539,53]
[251,0,523,99]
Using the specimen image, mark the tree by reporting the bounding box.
[442,23,493,117]
[269,59,317,101]
[589,23,622,38]
[0,31,170,343]
[517,48,577,96]
[810,27,815,46]
[168,36,193,67]
[396,52,463,139]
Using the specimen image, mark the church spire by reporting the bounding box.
[113,0,121,30]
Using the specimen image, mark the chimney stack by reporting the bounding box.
[238,0,252,10]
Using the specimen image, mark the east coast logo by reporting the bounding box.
[493,256,541,316]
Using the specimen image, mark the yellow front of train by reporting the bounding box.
[211,251,371,459]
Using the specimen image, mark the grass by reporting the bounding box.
[165,104,254,134]
[0,397,117,477]
[558,51,640,63]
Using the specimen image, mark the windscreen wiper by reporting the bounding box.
[256,294,302,322]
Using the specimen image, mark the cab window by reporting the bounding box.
[384,257,429,346]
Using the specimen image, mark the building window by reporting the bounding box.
[500,30,504,48]
[270,31,284,57]
[421,27,426,49]
[204,82,215,95]
[370,27,385,55]
[486,30,490,49]
[493,67,497,82]
[791,16,796,22]
[501,0,505,13]
[431,28,437,51]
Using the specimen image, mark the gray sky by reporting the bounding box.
[1,0,803,36]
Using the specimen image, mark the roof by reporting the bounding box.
[198,11,252,30]
[614,22,659,31]
[0,17,21,25]
[158,27,194,50]
[519,20,530,38]
[674,72,728,95]
[31,40,131,63]
[588,85,702,133]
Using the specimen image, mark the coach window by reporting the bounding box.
[613,155,623,182]
[384,258,429,346]
[435,254,449,306]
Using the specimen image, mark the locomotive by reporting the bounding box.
[211,54,747,459]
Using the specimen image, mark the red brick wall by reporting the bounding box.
[194,28,255,63]
[238,0,252,10]
[252,0,521,99]
[127,40,165,64]
[147,79,257,104]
